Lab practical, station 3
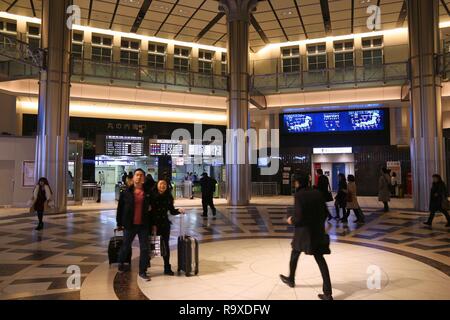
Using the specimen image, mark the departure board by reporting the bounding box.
[149,143,184,156]
[105,136,144,156]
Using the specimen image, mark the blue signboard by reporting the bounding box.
[283,109,385,134]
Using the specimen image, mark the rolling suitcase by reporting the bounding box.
[177,216,199,277]
[108,228,131,265]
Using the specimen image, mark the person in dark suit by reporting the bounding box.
[199,172,217,217]
[280,173,333,301]
[424,174,450,227]
[315,169,333,221]
[116,169,152,281]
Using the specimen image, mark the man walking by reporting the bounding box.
[280,173,333,300]
[199,172,217,218]
[116,169,152,281]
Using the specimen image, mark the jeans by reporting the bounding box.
[334,205,346,219]
[37,211,43,224]
[155,224,171,268]
[202,196,216,216]
[289,249,332,296]
[119,224,149,274]
[343,208,365,222]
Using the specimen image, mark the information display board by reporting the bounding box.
[105,136,144,156]
[283,109,385,134]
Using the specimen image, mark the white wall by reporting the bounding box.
[0,136,36,207]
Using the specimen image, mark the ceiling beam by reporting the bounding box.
[351,0,354,34]
[175,0,207,39]
[293,0,308,39]
[267,0,289,41]
[109,0,120,30]
[213,33,226,46]
[319,0,332,35]
[250,14,270,44]
[193,12,225,43]
[396,0,407,28]
[155,0,179,36]
[29,0,36,17]
[131,0,153,33]
[441,0,450,16]
[88,0,94,25]
[6,0,19,12]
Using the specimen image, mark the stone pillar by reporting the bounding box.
[408,0,445,211]
[35,0,72,213]
[219,0,257,206]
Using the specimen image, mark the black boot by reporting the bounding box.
[164,264,175,276]
[279,274,295,288]
[318,293,333,300]
[35,222,43,230]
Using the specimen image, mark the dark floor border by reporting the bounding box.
[113,235,449,300]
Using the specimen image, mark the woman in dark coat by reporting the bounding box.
[149,180,185,275]
[424,174,450,227]
[279,173,333,300]
[334,173,347,220]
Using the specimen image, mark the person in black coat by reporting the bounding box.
[334,173,347,221]
[116,169,152,281]
[315,169,333,221]
[144,173,156,193]
[149,180,185,275]
[424,174,450,227]
[199,172,217,217]
[280,173,333,300]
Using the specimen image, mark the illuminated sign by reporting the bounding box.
[283,109,385,133]
[313,147,353,154]
[105,136,144,156]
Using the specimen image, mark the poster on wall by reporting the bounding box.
[23,161,35,187]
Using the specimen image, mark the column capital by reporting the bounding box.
[219,0,258,22]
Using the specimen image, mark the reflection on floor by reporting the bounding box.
[0,203,449,300]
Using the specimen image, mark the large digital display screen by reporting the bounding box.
[283,109,385,134]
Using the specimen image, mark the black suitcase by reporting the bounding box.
[108,229,131,265]
[177,217,199,276]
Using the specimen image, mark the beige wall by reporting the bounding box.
[0,136,36,207]
[0,92,17,135]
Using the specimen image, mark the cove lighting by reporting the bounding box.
[17,100,227,123]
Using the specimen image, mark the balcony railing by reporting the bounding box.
[251,62,409,94]
[71,58,228,93]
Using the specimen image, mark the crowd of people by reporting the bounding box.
[27,166,449,293]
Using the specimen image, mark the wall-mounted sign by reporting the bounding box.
[22,161,35,187]
[105,136,144,156]
[313,147,353,155]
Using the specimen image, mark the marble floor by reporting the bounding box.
[0,200,449,300]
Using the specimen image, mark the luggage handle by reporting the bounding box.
[113,228,124,247]
[180,214,186,237]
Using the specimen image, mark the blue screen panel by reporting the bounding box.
[283,109,385,133]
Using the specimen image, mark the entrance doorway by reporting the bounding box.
[332,163,346,191]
